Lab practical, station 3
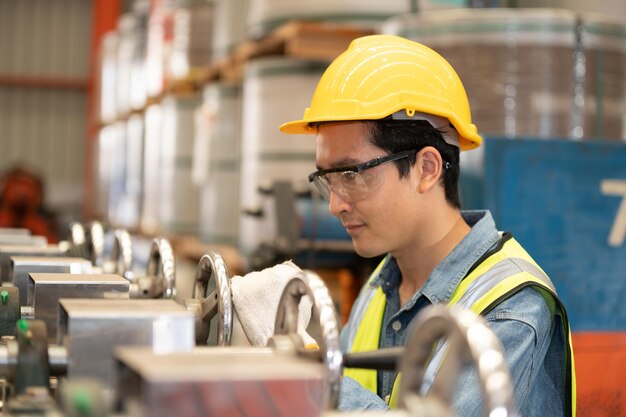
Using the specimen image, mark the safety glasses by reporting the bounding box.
[308,150,418,203]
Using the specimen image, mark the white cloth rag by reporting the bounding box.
[230,260,316,347]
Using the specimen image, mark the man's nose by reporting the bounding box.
[328,190,350,217]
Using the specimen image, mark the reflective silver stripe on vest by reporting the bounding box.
[421,257,556,393]
[456,257,555,309]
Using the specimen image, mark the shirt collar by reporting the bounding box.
[371,210,501,308]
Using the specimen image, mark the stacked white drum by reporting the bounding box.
[168,0,215,81]
[194,84,242,246]
[159,95,202,234]
[98,32,119,125]
[212,0,250,59]
[95,125,119,220]
[145,0,178,99]
[238,58,327,256]
[383,8,626,141]
[114,3,149,117]
[116,114,144,229]
[141,104,164,235]
[246,0,409,37]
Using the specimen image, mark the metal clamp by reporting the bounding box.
[273,270,342,410]
[185,253,233,346]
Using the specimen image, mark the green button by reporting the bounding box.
[73,389,92,416]
[17,319,28,333]
[0,290,7,304]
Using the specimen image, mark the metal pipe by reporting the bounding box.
[48,345,68,376]
[342,347,404,371]
[0,344,67,377]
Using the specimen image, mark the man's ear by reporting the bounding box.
[416,147,444,193]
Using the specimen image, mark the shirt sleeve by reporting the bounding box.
[451,287,554,417]
[338,376,390,411]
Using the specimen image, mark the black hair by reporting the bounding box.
[366,119,461,209]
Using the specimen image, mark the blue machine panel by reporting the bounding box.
[484,137,626,331]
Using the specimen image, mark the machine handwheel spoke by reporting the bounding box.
[188,253,232,346]
[273,271,342,410]
[146,238,176,300]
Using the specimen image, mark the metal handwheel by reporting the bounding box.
[272,270,342,410]
[397,305,517,417]
[185,252,233,346]
[87,221,105,269]
[135,237,176,300]
[108,229,134,280]
[69,222,87,259]
[69,221,105,269]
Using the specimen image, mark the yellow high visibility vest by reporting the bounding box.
[342,235,576,416]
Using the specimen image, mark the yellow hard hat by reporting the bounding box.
[279,34,482,150]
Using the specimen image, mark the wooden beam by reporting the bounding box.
[0,74,89,90]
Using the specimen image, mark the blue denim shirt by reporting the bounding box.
[339,210,567,416]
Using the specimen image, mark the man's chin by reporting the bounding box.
[352,241,383,259]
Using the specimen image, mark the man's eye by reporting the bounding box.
[341,171,359,182]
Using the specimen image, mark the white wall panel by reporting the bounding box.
[0,87,87,201]
[0,0,91,77]
[0,0,92,229]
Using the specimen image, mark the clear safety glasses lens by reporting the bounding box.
[311,169,383,203]
[308,149,419,203]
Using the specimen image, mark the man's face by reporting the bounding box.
[314,121,423,259]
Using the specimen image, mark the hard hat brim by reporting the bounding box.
[279,117,482,151]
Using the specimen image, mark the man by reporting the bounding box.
[0,166,59,243]
[279,35,575,416]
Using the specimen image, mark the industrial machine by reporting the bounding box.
[0,245,67,284]
[0,229,191,415]
[114,270,518,417]
[0,267,516,417]
[0,299,194,415]
[110,260,516,417]
[9,257,92,306]
[0,233,47,248]
[0,229,518,417]
[0,231,178,346]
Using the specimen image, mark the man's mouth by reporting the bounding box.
[342,222,365,235]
